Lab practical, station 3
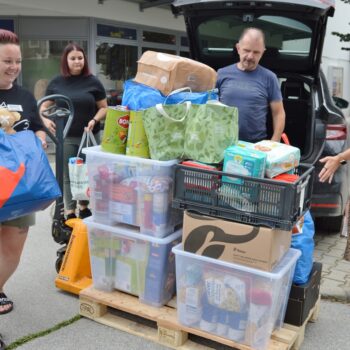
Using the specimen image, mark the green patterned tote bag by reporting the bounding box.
[142,102,191,160]
[185,101,239,163]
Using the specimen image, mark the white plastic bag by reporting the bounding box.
[69,131,97,201]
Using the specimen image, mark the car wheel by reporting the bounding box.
[55,250,66,273]
[315,215,344,234]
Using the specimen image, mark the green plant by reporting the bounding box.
[6,315,81,349]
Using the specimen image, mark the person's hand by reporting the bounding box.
[35,130,48,149]
[41,138,48,149]
[318,155,341,183]
[86,119,97,132]
[42,117,56,135]
[36,135,47,149]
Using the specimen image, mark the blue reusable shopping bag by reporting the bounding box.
[121,79,218,110]
[291,210,315,285]
[0,129,61,222]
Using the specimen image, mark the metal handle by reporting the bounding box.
[37,94,74,142]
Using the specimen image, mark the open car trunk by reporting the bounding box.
[268,74,320,162]
[171,0,335,161]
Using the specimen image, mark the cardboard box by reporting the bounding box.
[134,51,217,96]
[182,211,292,271]
[284,262,322,326]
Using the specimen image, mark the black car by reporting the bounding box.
[172,0,349,232]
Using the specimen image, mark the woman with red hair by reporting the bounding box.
[40,43,107,220]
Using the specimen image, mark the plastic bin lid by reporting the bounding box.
[172,244,301,279]
[82,146,179,166]
[84,216,182,244]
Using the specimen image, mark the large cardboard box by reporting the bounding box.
[284,262,322,326]
[182,211,292,271]
[134,51,217,96]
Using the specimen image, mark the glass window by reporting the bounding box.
[21,40,87,99]
[143,30,176,45]
[197,15,312,57]
[97,24,137,40]
[142,47,176,55]
[0,19,15,32]
[181,36,189,47]
[180,51,190,58]
[96,42,138,104]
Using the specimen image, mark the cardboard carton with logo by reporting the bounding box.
[182,211,292,271]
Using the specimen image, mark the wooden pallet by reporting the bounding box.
[282,295,320,350]
[79,286,319,350]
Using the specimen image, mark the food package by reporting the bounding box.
[126,110,150,158]
[101,107,129,154]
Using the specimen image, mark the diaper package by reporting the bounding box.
[253,141,300,178]
[222,142,266,184]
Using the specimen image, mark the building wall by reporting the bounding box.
[0,1,190,101]
[0,0,185,31]
[1,0,349,113]
[322,0,350,115]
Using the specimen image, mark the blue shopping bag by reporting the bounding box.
[291,210,315,285]
[121,79,218,110]
[0,129,61,222]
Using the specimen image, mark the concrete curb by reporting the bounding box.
[314,232,350,303]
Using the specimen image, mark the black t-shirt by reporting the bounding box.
[45,74,106,137]
[0,84,44,132]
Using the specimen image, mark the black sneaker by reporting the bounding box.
[79,208,92,219]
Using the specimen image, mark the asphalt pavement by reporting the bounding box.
[1,199,350,349]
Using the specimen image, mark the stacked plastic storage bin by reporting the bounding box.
[172,245,300,350]
[170,161,314,350]
[83,146,182,307]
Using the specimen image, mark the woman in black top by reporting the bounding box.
[40,43,107,220]
[0,29,46,320]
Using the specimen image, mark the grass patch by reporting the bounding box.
[6,314,81,349]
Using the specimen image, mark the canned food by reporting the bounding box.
[126,110,150,158]
[101,106,130,154]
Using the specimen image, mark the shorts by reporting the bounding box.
[0,213,36,228]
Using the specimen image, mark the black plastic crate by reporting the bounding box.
[172,164,314,230]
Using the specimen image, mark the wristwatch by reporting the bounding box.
[339,159,347,165]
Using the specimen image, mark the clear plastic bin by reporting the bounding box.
[172,244,300,350]
[85,217,181,307]
[83,146,182,237]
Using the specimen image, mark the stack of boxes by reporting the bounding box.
[81,51,316,350]
[170,141,314,350]
[171,211,301,350]
[83,50,219,308]
[83,146,182,307]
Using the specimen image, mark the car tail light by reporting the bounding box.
[311,203,339,208]
[326,124,347,140]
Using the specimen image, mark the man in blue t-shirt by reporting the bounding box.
[216,27,285,143]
